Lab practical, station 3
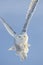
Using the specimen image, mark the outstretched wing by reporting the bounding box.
[0,17,17,38]
[22,0,38,32]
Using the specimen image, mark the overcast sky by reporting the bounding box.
[0,0,43,65]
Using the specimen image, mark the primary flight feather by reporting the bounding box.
[22,0,38,32]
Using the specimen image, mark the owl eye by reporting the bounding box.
[24,36,25,37]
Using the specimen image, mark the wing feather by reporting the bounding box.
[22,0,38,32]
[0,17,17,38]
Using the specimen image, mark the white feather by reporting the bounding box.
[0,17,17,38]
[0,0,38,61]
[22,0,38,32]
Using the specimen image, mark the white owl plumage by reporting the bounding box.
[0,0,38,60]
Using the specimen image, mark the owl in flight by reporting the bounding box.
[0,0,38,60]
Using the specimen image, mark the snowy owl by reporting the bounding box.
[0,0,38,60]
